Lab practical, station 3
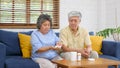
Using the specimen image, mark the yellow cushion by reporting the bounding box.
[90,36,103,54]
[18,33,32,58]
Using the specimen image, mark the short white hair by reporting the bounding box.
[68,11,82,19]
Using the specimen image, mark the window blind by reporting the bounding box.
[0,0,59,29]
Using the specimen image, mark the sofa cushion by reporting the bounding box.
[5,56,39,68]
[99,55,120,61]
[101,41,117,57]
[18,33,32,58]
[90,36,103,54]
[0,30,21,56]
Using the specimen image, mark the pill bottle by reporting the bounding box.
[77,53,81,61]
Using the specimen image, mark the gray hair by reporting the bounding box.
[36,14,52,29]
[68,11,82,19]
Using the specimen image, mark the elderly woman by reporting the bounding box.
[31,14,62,68]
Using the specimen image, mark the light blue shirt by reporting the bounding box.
[31,29,59,60]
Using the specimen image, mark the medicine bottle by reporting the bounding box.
[77,53,81,61]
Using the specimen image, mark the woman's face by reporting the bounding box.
[39,20,50,34]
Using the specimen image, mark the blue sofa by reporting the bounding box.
[0,30,39,68]
[100,41,120,68]
[0,30,120,68]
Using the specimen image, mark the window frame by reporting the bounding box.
[0,0,59,29]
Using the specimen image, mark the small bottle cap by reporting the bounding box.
[77,53,81,55]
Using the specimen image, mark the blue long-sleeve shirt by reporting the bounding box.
[31,29,59,60]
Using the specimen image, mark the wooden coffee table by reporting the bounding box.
[52,58,120,68]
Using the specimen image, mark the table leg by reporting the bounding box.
[112,65,118,68]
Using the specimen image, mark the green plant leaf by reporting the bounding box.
[96,27,120,39]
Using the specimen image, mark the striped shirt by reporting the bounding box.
[60,26,91,49]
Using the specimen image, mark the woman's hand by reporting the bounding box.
[56,42,62,47]
[37,46,54,53]
[51,46,61,50]
[49,42,62,51]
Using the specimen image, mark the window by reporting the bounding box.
[0,0,59,29]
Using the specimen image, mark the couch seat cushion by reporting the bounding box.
[5,56,39,68]
[99,55,120,61]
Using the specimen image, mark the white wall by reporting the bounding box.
[98,0,120,29]
[59,0,98,32]
[97,0,106,31]
[105,0,120,28]
[2,0,98,33]
[97,0,120,41]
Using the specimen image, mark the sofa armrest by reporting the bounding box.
[0,42,6,68]
[116,42,120,59]
[101,41,120,59]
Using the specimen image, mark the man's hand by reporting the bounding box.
[81,48,90,58]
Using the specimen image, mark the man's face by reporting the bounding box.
[69,16,81,30]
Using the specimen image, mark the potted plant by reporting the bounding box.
[96,26,120,42]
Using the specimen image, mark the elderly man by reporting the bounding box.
[60,11,98,59]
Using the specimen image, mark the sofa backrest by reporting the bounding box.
[0,30,21,56]
[101,41,119,57]
[0,30,93,56]
[0,30,32,56]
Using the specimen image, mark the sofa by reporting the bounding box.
[0,30,120,68]
[0,30,39,68]
[100,41,120,68]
